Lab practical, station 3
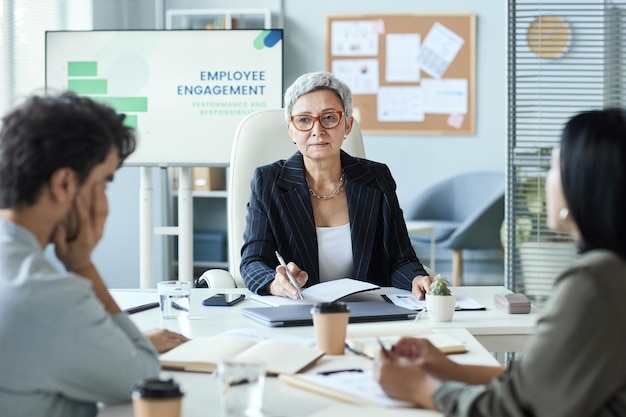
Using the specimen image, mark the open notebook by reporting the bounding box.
[158,328,323,375]
[249,278,380,307]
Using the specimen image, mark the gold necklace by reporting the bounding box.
[308,172,345,200]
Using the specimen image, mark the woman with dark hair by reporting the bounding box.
[374,108,626,416]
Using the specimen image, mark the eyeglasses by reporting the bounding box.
[290,111,344,132]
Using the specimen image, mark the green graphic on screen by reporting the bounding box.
[67,61,147,129]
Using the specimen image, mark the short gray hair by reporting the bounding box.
[283,71,353,123]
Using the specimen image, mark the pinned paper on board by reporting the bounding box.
[417,22,464,79]
[422,78,468,115]
[386,33,421,82]
[331,21,380,57]
[377,87,424,122]
[447,113,465,129]
[332,59,379,95]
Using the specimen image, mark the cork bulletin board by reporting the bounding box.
[326,14,475,135]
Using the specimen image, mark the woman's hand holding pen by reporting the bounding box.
[393,338,457,380]
[270,262,308,299]
[373,338,442,409]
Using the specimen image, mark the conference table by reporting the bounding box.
[100,286,540,417]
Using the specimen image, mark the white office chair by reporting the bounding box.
[199,108,366,288]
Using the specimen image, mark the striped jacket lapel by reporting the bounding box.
[276,153,320,282]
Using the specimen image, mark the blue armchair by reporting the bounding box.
[407,171,505,286]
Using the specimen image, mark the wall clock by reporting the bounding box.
[527,15,572,59]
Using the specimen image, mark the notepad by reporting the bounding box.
[111,291,160,314]
[279,371,414,408]
[159,328,323,375]
[249,278,380,307]
[346,333,467,359]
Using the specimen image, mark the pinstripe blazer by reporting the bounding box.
[240,150,428,294]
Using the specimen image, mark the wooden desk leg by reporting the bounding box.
[452,250,463,286]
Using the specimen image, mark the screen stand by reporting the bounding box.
[140,166,194,288]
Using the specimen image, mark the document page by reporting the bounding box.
[386,292,485,311]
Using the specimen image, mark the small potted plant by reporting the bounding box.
[426,275,456,322]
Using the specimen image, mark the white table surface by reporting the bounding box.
[114,286,539,354]
[100,286,526,417]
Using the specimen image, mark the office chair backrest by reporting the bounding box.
[227,108,365,287]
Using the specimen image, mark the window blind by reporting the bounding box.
[507,0,626,301]
[0,0,63,116]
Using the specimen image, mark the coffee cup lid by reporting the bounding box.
[131,378,183,399]
[310,301,349,314]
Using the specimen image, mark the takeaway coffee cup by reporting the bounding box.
[310,302,350,355]
[131,378,183,417]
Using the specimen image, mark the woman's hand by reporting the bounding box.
[393,337,459,380]
[411,275,434,300]
[373,347,441,409]
[393,337,505,385]
[269,262,308,298]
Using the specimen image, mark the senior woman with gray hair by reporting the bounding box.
[240,71,433,299]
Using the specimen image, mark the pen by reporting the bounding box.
[275,251,304,300]
[377,338,390,358]
[171,301,189,312]
[124,302,160,315]
[317,369,363,376]
[345,342,373,359]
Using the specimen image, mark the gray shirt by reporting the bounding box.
[0,219,160,417]
[433,250,626,417]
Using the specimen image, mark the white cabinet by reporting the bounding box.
[170,168,229,277]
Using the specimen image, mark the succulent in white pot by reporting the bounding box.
[426,275,456,322]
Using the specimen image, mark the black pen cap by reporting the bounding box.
[131,378,183,399]
[310,301,349,314]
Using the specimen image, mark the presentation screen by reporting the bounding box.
[46,29,283,166]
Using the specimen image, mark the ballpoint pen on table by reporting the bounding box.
[275,251,304,300]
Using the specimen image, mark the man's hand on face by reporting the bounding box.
[54,183,108,273]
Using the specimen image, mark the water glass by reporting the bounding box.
[157,280,191,319]
[217,361,265,417]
